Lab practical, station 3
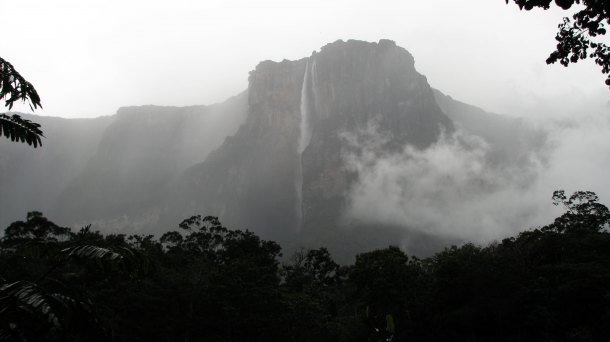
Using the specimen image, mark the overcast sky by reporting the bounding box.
[3,0,609,118]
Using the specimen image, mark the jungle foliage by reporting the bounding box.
[1,191,609,341]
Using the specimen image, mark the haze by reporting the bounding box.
[4,0,607,119]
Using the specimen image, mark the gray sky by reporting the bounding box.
[3,0,609,118]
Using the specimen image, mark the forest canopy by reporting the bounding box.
[1,191,609,341]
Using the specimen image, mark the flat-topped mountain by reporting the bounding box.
[175,40,454,243]
[0,39,541,260]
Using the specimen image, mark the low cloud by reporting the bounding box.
[343,108,610,245]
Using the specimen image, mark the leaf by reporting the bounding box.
[0,57,42,110]
[0,281,61,329]
[0,280,109,340]
[61,245,124,262]
[59,244,150,277]
[0,113,44,147]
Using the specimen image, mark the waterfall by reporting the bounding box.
[296,59,314,228]
[311,59,320,118]
[298,61,313,154]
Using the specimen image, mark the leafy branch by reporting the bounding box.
[0,114,43,148]
[0,57,41,111]
[0,243,143,341]
[0,56,44,147]
[506,0,610,87]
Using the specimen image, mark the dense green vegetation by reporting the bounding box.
[1,191,610,341]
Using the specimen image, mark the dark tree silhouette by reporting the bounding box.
[0,212,143,341]
[3,211,70,244]
[506,0,610,87]
[544,190,610,232]
[0,56,44,147]
[3,198,610,341]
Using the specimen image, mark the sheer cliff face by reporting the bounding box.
[55,94,248,231]
[178,59,308,238]
[0,116,113,228]
[0,94,248,231]
[178,39,453,237]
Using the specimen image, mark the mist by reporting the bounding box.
[343,100,610,247]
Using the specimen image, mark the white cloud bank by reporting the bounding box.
[344,106,610,245]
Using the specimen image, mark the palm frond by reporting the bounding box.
[0,280,61,330]
[61,245,124,262]
[0,280,108,341]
